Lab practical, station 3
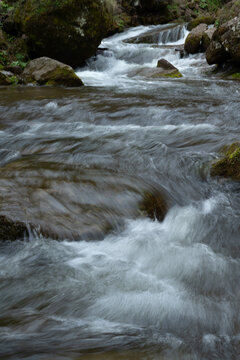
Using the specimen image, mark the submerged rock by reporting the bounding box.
[139,190,168,222]
[0,215,28,241]
[211,143,240,180]
[184,23,207,54]
[14,0,112,67]
[23,57,84,87]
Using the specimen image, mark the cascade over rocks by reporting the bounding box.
[206,16,240,65]
[125,24,185,44]
[14,0,113,68]
[23,57,84,87]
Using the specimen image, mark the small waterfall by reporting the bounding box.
[76,24,206,87]
[158,24,187,44]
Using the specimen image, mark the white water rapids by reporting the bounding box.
[0,24,240,360]
[76,24,207,87]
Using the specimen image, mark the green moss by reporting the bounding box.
[0,50,8,65]
[9,75,18,84]
[14,0,113,67]
[184,34,202,54]
[188,15,215,31]
[162,71,183,78]
[211,143,240,180]
[229,72,240,80]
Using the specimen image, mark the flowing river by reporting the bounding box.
[0,24,240,360]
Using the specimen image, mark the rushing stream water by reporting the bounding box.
[1,24,240,360]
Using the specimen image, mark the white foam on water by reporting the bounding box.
[45,101,58,110]
[63,195,236,337]
[76,23,209,87]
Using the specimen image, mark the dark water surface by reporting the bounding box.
[0,25,240,360]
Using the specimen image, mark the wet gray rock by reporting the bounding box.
[23,57,84,87]
[0,215,28,241]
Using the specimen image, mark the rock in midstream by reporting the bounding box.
[211,143,240,180]
[184,23,207,54]
[0,215,28,241]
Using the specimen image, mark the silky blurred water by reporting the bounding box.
[0,24,240,360]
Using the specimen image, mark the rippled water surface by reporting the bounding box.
[0,24,240,360]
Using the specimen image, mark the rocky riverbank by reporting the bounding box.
[0,0,230,87]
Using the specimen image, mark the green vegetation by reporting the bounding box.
[0,1,15,13]
[188,15,215,30]
[9,75,18,84]
[197,0,223,12]
[0,50,8,65]
[10,53,28,68]
[230,72,240,80]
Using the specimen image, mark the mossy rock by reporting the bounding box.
[14,0,113,67]
[0,70,16,85]
[184,23,207,54]
[187,16,215,31]
[23,57,84,86]
[157,58,182,77]
[211,143,240,180]
[129,59,182,78]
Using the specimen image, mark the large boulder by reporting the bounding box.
[184,23,207,54]
[211,143,240,180]
[23,57,84,86]
[206,16,240,65]
[14,0,113,68]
